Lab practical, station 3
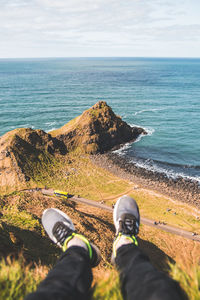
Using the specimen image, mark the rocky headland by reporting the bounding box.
[0,101,146,191]
[0,101,199,208]
[50,101,146,153]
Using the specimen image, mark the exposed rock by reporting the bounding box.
[0,101,146,190]
[51,101,147,153]
[0,128,67,190]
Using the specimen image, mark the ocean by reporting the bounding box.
[0,57,200,183]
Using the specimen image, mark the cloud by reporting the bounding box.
[0,0,200,57]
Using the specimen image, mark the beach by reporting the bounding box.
[91,152,200,209]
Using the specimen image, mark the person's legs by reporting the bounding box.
[112,196,187,300]
[25,208,101,300]
[115,244,186,300]
[25,246,92,300]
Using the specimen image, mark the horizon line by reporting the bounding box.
[0,56,200,60]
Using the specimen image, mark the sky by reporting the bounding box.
[0,0,200,58]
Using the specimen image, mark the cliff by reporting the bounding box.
[0,128,67,190]
[51,101,146,153]
[0,101,146,191]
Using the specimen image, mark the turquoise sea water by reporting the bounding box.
[0,58,200,183]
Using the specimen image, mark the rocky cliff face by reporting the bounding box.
[0,128,67,190]
[51,101,146,153]
[0,101,146,190]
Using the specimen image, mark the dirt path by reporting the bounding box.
[36,188,200,243]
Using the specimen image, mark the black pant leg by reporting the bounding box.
[115,244,186,300]
[25,246,93,300]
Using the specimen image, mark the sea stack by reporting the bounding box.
[51,101,147,153]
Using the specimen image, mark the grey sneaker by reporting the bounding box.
[112,196,140,259]
[42,208,101,267]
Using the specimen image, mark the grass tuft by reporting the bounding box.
[170,263,200,300]
[1,206,41,231]
[0,256,48,300]
[92,270,123,300]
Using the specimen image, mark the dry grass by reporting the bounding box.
[1,148,200,299]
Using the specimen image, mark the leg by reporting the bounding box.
[25,208,101,300]
[116,244,186,300]
[112,196,186,300]
[25,247,92,300]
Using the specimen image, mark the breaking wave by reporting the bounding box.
[130,157,200,185]
[133,108,165,116]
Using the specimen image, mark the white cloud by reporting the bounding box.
[0,0,200,57]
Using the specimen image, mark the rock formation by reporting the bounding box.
[0,128,67,190]
[51,101,146,153]
[0,101,146,190]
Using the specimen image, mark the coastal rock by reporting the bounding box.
[0,128,67,190]
[0,101,146,190]
[51,101,147,153]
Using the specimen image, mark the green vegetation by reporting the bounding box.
[1,206,41,231]
[89,108,101,119]
[93,264,200,299]
[0,201,59,266]
[170,263,200,300]
[0,256,48,300]
[1,106,200,299]
[50,116,79,136]
[0,256,199,300]
[92,271,123,300]
[129,190,200,232]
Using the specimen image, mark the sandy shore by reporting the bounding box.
[91,152,200,209]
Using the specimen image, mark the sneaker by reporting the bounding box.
[112,195,140,259]
[42,208,101,267]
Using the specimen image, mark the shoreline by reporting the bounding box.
[91,152,200,209]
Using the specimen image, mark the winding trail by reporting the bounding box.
[36,188,200,243]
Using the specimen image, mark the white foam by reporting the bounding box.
[129,124,155,136]
[133,108,165,116]
[46,122,58,133]
[113,124,154,155]
[131,158,200,185]
[134,132,146,143]
[47,127,57,132]
[45,121,56,126]
[113,142,132,155]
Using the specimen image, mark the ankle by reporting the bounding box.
[62,233,93,259]
[113,234,138,257]
[67,236,88,251]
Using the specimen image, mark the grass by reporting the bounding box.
[1,103,199,299]
[1,147,200,299]
[50,116,78,135]
[0,256,48,300]
[0,256,199,300]
[93,264,200,300]
[1,149,199,232]
[0,258,122,300]
[128,190,200,233]
[92,270,123,300]
[19,149,131,201]
[1,206,41,231]
[170,263,200,300]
